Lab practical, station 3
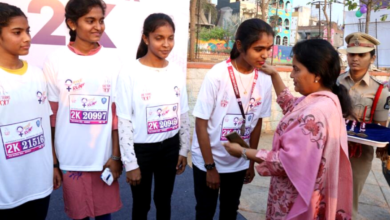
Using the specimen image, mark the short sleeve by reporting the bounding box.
[42,56,60,102]
[192,70,219,120]
[374,89,390,122]
[109,59,122,104]
[115,68,133,121]
[259,76,272,118]
[180,80,189,114]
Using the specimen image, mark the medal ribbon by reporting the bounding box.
[226,58,258,134]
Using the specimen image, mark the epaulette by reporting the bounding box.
[370,75,385,85]
[340,71,348,75]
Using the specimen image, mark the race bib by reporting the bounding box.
[0,118,45,159]
[146,103,179,134]
[69,95,110,124]
[220,113,254,141]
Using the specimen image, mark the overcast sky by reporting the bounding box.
[210,0,345,24]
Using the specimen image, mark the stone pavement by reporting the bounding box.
[237,132,390,220]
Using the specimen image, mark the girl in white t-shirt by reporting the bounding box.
[0,3,55,219]
[43,0,122,219]
[116,13,190,220]
[191,18,274,220]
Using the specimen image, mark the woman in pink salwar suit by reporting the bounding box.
[224,39,354,220]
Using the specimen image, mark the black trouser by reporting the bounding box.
[0,195,51,220]
[193,164,246,220]
[131,134,180,220]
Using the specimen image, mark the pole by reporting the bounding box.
[271,0,279,66]
[375,19,379,67]
[317,2,321,38]
[195,0,201,59]
[330,1,332,42]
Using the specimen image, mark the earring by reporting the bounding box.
[315,80,318,83]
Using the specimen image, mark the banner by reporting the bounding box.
[5,0,189,73]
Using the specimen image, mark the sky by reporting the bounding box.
[210,0,345,24]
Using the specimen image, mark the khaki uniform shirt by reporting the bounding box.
[338,71,390,122]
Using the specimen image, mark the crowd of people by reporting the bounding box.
[0,0,389,220]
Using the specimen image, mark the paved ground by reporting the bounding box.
[237,132,390,220]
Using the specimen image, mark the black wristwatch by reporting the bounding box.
[204,163,215,170]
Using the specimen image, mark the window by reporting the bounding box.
[279,0,284,9]
[278,17,283,26]
[286,1,291,12]
[284,19,289,30]
[276,36,281,45]
[283,37,288,46]
[272,0,277,8]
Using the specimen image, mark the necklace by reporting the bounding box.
[234,59,253,95]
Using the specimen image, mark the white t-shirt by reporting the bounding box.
[116,60,189,144]
[191,61,272,173]
[43,47,120,171]
[0,63,53,209]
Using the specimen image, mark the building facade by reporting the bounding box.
[268,0,293,46]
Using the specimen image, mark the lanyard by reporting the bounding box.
[226,58,258,135]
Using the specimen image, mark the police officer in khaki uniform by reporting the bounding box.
[338,32,390,218]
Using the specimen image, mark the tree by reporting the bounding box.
[189,0,197,61]
[256,0,272,21]
[345,0,390,33]
[202,0,218,24]
[307,1,332,42]
[199,27,226,41]
[322,0,331,42]
[189,0,218,61]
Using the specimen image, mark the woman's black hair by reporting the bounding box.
[137,13,175,59]
[0,3,26,34]
[230,18,274,59]
[370,49,376,57]
[65,0,106,42]
[292,39,354,118]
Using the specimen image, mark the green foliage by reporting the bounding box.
[199,27,227,41]
[345,0,389,21]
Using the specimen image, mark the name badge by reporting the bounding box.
[146,103,179,134]
[220,113,254,141]
[0,118,45,159]
[69,94,110,124]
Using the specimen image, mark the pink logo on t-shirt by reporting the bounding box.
[249,97,262,110]
[81,97,97,108]
[174,86,180,97]
[0,85,10,106]
[37,91,47,104]
[16,123,33,137]
[141,93,151,101]
[102,78,111,93]
[220,92,229,107]
[65,79,85,92]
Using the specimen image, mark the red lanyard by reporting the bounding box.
[226,58,258,134]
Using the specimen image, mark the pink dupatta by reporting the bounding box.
[256,88,352,220]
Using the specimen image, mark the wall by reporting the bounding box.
[344,10,390,67]
[186,62,390,133]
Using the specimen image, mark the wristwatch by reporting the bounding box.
[242,148,248,160]
[204,163,215,170]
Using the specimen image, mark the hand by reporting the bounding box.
[103,158,122,181]
[126,168,141,186]
[206,168,220,190]
[223,142,243,158]
[244,166,255,184]
[176,155,187,175]
[53,168,62,190]
[260,64,278,76]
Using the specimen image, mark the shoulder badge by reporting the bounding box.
[370,76,383,85]
[384,96,390,110]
